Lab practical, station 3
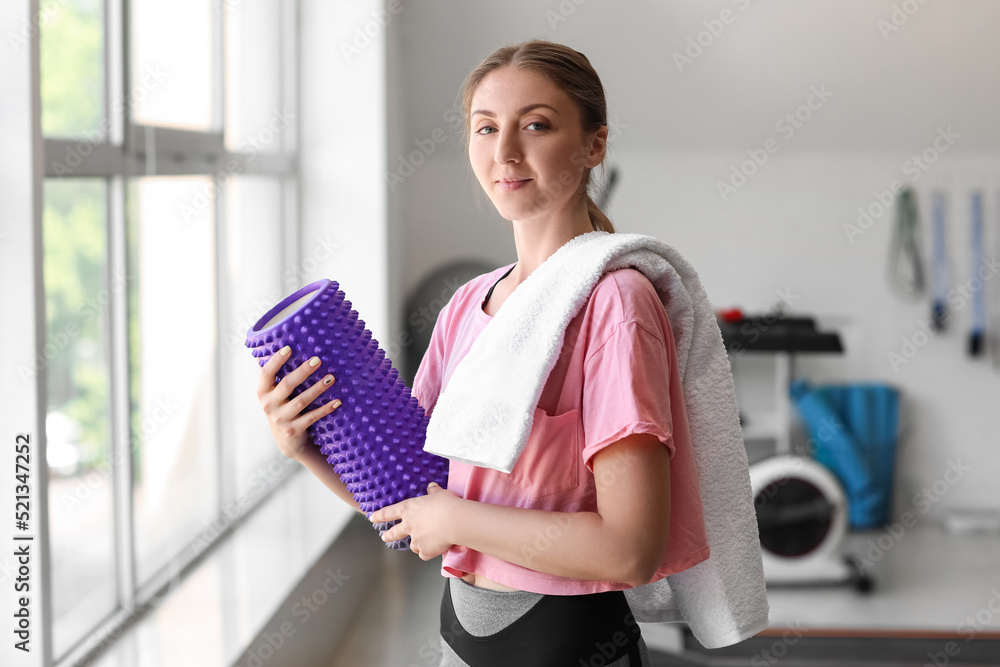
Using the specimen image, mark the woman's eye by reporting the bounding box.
[475,122,546,135]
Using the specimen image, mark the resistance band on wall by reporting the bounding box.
[992,191,1000,369]
[930,191,949,332]
[887,185,925,300]
[969,191,986,357]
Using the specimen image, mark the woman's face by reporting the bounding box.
[468,66,603,223]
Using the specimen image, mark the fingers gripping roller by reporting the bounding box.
[245,279,450,550]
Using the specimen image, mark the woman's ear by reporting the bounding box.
[584,125,609,169]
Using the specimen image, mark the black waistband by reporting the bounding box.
[440,578,643,667]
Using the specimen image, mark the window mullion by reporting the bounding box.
[213,0,226,135]
[280,0,300,284]
[214,0,230,534]
[114,0,138,615]
[215,176,233,514]
[106,0,124,146]
[107,173,136,614]
[280,0,298,156]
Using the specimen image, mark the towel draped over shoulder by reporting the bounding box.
[422,231,770,648]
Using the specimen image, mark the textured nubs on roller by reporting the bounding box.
[245,279,450,551]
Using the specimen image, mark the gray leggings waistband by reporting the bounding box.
[438,577,651,667]
[447,576,544,637]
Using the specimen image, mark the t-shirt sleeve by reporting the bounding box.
[410,299,452,418]
[581,319,676,473]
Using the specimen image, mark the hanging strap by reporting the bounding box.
[970,191,986,356]
[888,186,925,300]
[991,191,1000,369]
[931,191,949,331]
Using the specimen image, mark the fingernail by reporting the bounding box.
[323,375,334,385]
[331,399,342,409]
[309,357,320,367]
[280,345,291,356]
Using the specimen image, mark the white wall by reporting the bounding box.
[386,0,1000,519]
[299,0,389,352]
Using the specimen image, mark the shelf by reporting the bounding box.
[719,315,845,354]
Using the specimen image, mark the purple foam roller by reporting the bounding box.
[245,279,449,550]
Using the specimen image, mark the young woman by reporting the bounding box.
[257,39,709,667]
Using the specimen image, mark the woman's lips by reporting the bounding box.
[498,179,531,192]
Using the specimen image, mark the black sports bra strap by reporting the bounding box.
[482,263,516,309]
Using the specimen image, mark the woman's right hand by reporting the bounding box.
[257,345,342,461]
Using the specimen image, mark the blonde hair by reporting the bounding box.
[459,39,615,233]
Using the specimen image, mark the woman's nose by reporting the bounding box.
[494,129,521,164]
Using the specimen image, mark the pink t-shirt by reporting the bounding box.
[412,261,710,595]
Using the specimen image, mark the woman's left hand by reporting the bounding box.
[369,483,463,560]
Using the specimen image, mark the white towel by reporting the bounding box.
[422,230,769,648]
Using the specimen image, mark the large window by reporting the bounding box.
[39,0,298,663]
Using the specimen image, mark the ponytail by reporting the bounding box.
[586,194,615,233]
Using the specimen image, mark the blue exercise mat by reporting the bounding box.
[789,379,900,529]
